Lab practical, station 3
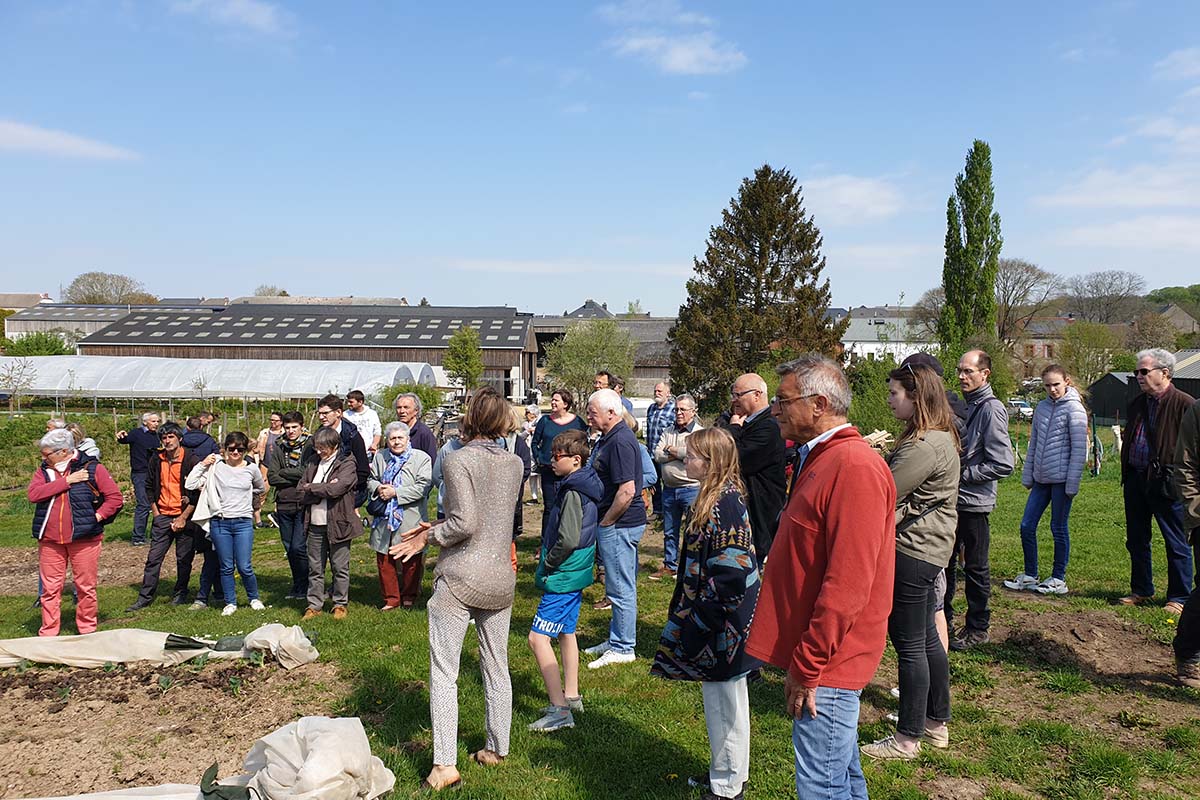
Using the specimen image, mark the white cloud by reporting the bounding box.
[609,31,745,75]
[1131,116,1200,151]
[0,120,139,161]
[596,0,712,27]
[1056,214,1200,251]
[1154,47,1200,81]
[802,175,904,225]
[169,0,294,37]
[1033,164,1200,208]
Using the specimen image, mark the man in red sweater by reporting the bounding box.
[746,354,895,800]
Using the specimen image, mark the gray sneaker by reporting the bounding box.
[528,706,574,732]
[542,696,583,714]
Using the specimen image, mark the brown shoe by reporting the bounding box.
[1165,601,1185,616]
[648,567,676,582]
[1117,594,1152,606]
[1178,658,1200,689]
[470,749,504,767]
[333,606,348,620]
[301,608,322,620]
[593,597,612,611]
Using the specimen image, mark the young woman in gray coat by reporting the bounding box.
[366,422,432,609]
[1004,364,1088,595]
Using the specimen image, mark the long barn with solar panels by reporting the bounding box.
[76,304,538,399]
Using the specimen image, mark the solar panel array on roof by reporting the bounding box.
[78,305,533,349]
[8,303,224,322]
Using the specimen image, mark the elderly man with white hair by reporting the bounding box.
[28,428,124,636]
[583,388,647,669]
[1120,348,1196,614]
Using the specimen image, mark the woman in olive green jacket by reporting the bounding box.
[863,362,960,761]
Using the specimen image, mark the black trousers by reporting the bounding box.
[944,510,991,633]
[891,552,951,736]
[1175,538,1200,665]
[136,514,201,603]
[538,465,561,541]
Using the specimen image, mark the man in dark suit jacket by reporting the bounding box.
[727,373,788,561]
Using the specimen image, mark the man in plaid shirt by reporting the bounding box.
[644,381,675,518]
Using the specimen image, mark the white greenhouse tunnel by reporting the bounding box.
[0,356,436,400]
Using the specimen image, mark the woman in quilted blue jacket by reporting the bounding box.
[1004,365,1088,595]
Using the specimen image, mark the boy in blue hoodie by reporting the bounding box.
[528,430,602,733]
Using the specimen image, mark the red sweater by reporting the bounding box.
[746,427,896,689]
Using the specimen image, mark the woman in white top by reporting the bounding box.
[185,431,266,616]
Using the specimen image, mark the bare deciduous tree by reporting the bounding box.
[995,258,1061,344]
[1127,311,1181,353]
[1065,270,1148,324]
[62,272,157,305]
[911,287,944,342]
[0,357,38,411]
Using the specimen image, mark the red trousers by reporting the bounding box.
[376,551,425,607]
[39,537,102,636]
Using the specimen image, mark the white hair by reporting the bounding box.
[776,354,852,417]
[47,418,67,429]
[675,393,698,410]
[141,411,159,424]
[525,404,541,416]
[588,388,623,416]
[1136,348,1176,375]
[384,421,411,439]
[40,429,76,452]
[396,392,423,415]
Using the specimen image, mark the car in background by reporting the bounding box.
[1007,397,1034,421]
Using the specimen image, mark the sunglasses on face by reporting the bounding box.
[1135,367,1164,376]
[225,446,245,453]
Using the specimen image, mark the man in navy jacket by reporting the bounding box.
[116,411,161,545]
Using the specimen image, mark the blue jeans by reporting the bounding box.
[276,509,308,595]
[597,524,645,654]
[661,485,698,572]
[130,471,150,543]
[792,687,866,800]
[1124,470,1194,603]
[1020,482,1074,581]
[209,517,259,604]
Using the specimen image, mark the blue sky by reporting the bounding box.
[2,1,1199,316]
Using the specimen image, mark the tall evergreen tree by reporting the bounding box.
[938,140,1003,353]
[668,164,847,400]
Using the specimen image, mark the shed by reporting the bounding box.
[1087,372,1137,426]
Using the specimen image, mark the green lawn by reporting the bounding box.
[1,427,1199,799]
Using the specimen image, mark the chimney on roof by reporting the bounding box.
[601,302,607,310]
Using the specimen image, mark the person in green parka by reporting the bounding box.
[527,429,602,733]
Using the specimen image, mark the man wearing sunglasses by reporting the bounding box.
[1120,348,1194,615]
[946,349,1014,652]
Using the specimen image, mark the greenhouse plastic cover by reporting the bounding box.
[0,356,436,399]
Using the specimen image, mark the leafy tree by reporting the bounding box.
[939,140,1003,353]
[443,326,484,392]
[1110,351,1137,372]
[626,299,645,315]
[1065,270,1147,324]
[1061,321,1120,389]
[254,284,289,296]
[62,272,157,304]
[544,319,636,403]
[418,297,431,307]
[377,383,445,418]
[3,331,73,356]
[995,258,1060,345]
[668,164,847,400]
[845,354,903,437]
[1146,284,1200,319]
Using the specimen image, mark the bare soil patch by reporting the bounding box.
[0,658,343,799]
[0,541,149,597]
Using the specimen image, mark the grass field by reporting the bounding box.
[1,420,1198,799]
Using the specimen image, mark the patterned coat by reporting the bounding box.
[651,484,762,682]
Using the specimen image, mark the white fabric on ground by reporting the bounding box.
[0,624,318,670]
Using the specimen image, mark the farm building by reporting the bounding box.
[4,301,225,342]
[1087,350,1200,426]
[75,304,537,399]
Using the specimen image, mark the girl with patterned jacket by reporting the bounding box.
[651,426,760,800]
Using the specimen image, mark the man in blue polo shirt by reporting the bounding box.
[116,411,161,546]
[583,388,646,669]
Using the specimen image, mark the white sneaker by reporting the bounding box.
[1035,577,1069,595]
[221,604,237,616]
[249,599,266,610]
[583,641,611,656]
[1002,573,1040,591]
[588,650,635,669]
[889,687,900,699]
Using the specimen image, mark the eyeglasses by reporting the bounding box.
[730,388,760,399]
[956,367,980,376]
[317,409,335,416]
[771,393,818,408]
[225,446,245,453]
[1135,367,1165,376]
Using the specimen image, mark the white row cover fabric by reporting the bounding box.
[0,356,435,400]
[21,717,395,800]
[0,623,318,670]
